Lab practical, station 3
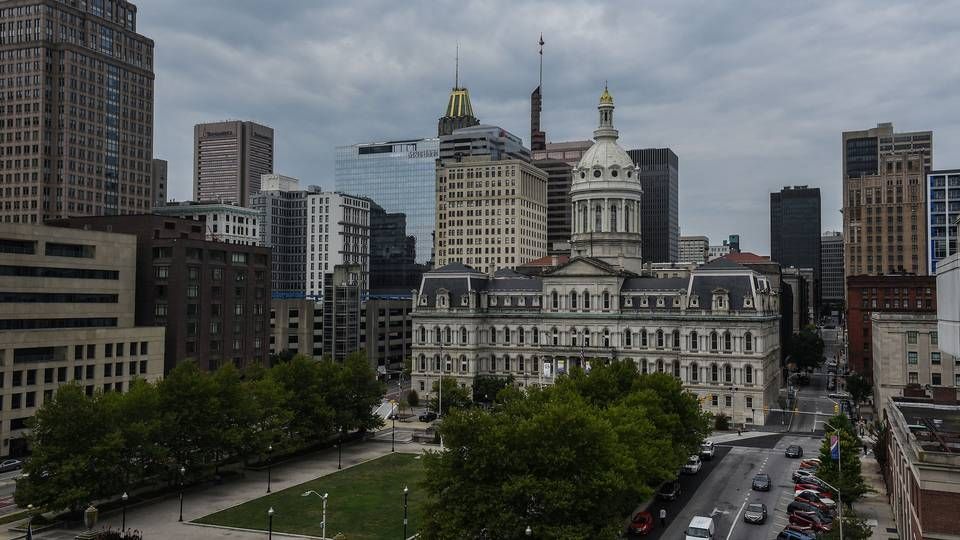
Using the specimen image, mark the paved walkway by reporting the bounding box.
[6,436,433,540]
[857,440,900,539]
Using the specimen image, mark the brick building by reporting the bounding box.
[52,215,271,372]
[847,275,936,375]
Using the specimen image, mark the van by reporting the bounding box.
[685,515,715,539]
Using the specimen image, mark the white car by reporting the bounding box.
[699,442,716,460]
[683,455,702,474]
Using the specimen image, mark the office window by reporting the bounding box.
[907,331,917,344]
[908,372,918,384]
[86,365,95,379]
[932,352,941,365]
[12,394,22,409]
[74,366,83,380]
[932,373,942,386]
[105,343,113,358]
[104,364,113,377]
[931,331,939,345]
[907,352,918,365]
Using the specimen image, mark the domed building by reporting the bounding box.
[409,87,783,429]
[570,86,644,268]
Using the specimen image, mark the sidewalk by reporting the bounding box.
[857,438,900,539]
[5,437,434,540]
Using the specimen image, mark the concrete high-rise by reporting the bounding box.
[843,123,932,277]
[434,125,547,273]
[437,77,479,137]
[820,231,844,310]
[151,159,168,207]
[680,236,710,264]
[251,175,312,297]
[0,0,155,223]
[770,186,822,310]
[628,148,679,262]
[194,121,274,206]
[305,192,370,298]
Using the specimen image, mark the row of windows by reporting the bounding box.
[0,264,118,279]
[0,317,116,330]
[0,291,117,303]
[0,360,149,389]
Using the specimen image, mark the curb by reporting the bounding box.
[189,520,328,539]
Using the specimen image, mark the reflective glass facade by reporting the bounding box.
[927,170,960,274]
[334,139,439,263]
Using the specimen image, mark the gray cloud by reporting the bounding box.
[140,0,960,254]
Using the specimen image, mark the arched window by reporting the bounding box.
[723,331,732,351]
[724,364,732,383]
[595,205,603,231]
[672,330,681,349]
[503,326,511,344]
[673,360,681,378]
[690,362,699,382]
[571,329,578,347]
[434,326,441,344]
[625,203,631,232]
[434,354,441,371]
[690,331,698,351]
[711,363,719,382]
[656,330,664,348]
[460,355,468,372]
[710,331,718,351]
[504,355,511,372]
[570,291,578,310]
[444,355,451,372]
[552,327,559,346]
[640,329,648,347]
[419,354,426,371]
[444,327,452,343]
[610,204,618,232]
[583,328,591,347]
[641,359,648,374]
[532,327,539,344]
[490,327,497,344]
[657,359,664,373]
[419,326,426,343]
[551,291,558,310]
[583,290,591,309]
[581,205,588,232]
[745,365,753,384]
[602,291,610,310]
[603,328,610,348]
[460,327,468,344]
[625,330,633,347]
[518,326,525,344]
[744,332,753,352]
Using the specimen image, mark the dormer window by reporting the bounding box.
[672,297,680,307]
[690,295,699,307]
[437,294,447,307]
[593,169,602,178]
[656,297,665,307]
[640,296,649,307]
[624,296,633,307]
[503,296,512,307]
[743,297,753,308]
[419,295,428,306]
[518,297,526,306]
[460,295,469,306]
[533,296,540,307]
[490,296,498,306]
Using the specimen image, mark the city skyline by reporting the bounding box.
[142,1,960,254]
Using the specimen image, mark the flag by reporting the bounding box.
[830,434,840,461]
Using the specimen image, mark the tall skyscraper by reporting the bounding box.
[926,169,960,274]
[437,51,479,137]
[820,231,845,309]
[193,120,274,206]
[435,125,547,272]
[770,186,822,309]
[842,123,932,277]
[369,202,422,291]
[628,148,679,262]
[0,0,155,223]
[251,174,312,297]
[305,192,370,298]
[533,141,593,255]
[151,159,168,207]
[334,139,439,264]
[530,34,546,152]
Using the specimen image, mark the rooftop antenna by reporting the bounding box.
[538,33,544,89]
[455,42,459,88]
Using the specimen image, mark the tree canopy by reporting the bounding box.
[788,326,825,371]
[815,414,869,503]
[419,362,710,539]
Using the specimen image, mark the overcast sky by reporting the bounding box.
[140,0,960,254]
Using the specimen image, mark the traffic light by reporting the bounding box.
[834,403,840,415]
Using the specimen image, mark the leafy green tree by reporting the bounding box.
[157,361,225,472]
[788,326,825,371]
[336,351,386,433]
[472,374,514,404]
[406,389,420,408]
[270,355,335,444]
[100,379,165,486]
[846,373,873,408]
[821,509,873,540]
[428,376,472,415]
[246,375,293,456]
[817,415,869,502]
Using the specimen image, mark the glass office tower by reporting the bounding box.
[335,138,440,264]
[927,169,960,274]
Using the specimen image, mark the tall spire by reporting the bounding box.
[530,34,546,152]
[455,42,459,89]
[538,33,544,88]
[438,43,479,137]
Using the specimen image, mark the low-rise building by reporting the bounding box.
[884,397,960,539]
[269,298,321,360]
[680,236,710,265]
[0,224,165,457]
[872,312,957,407]
[361,295,414,378]
[153,201,262,246]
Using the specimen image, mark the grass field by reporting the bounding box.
[195,452,426,539]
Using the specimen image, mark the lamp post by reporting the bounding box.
[302,490,328,539]
[403,485,409,540]
[121,491,128,530]
[178,465,185,522]
[391,403,397,453]
[525,525,532,537]
[25,504,35,539]
[267,507,274,540]
[337,430,343,470]
[267,444,273,493]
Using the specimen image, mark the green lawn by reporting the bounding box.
[196,453,426,539]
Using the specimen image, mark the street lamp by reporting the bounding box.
[267,444,274,493]
[525,525,532,537]
[391,403,397,453]
[403,485,409,540]
[121,491,128,530]
[337,431,343,470]
[178,466,186,522]
[26,504,35,538]
[267,507,274,540]
[302,490,328,540]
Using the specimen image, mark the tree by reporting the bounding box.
[820,509,873,540]
[788,326,825,371]
[816,414,869,503]
[157,361,222,473]
[846,373,873,408]
[428,376,472,415]
[406,389,420,408]
[269,355,335,444]
[472,374,514,404]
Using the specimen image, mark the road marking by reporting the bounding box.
[725,500,748,540]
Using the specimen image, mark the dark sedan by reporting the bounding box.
[752,473,771,491]
[418,411,437,422]
[743,503,767,524]
[657,480,681,500]
[785,445,804,458]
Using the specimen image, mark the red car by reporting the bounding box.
[799,458,821,469]
[794,483,830,494]
[789,512,832,533]
[628,511,654,535]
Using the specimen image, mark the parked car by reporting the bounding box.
[752,473,771,491]
[777,528,817,540]
[795,482,831,494]
[682,455,703,474]
[628,510,654,535]
[782,524,819,539]
[418,411,437,422]
[794,475,830,491]
[787,502,833,524]
[785,445,804,458]
[684,516,715,540]
[699,442,716,460]
[799,458,821,468]
[792,469,816,483]
[657,480,682,500]
[0,459,23,473]
[743,503,767,524]
[789,512,832,533]
[795,490,837,510]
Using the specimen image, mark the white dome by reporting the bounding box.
[576,140,635,171]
